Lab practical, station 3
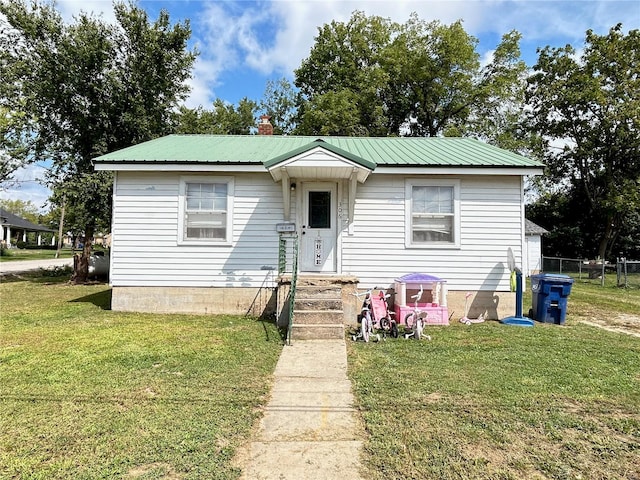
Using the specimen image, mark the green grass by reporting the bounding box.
[0,248,76,261]
[544,271,640,293]
[0,272,283,479]
[348,283,640,479]
[2,270,638,480]
[561,275,640,316]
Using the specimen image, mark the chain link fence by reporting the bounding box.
[616,258,640,289]
[542,256,640,289]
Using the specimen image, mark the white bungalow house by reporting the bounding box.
[94,127,544,338]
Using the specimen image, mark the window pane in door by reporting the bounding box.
[308,191,331,228]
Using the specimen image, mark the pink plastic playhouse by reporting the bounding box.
[394,273,449,326]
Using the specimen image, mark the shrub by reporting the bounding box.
[8,243,58,250]
[39,265,74,277]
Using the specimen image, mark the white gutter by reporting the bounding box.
[96,163,543,176]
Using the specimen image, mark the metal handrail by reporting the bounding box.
[245,268,275,318]
[286,235,299,346]
[278,237,287,275]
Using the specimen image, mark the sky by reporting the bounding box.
[2,0,640,212]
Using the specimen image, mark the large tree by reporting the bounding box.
[0,12,35,185]
[0,106,33,185]
[259,78,298,135]
[175,98,258,134]
[0,0,196,282]
[294,11,527,140]
[0,198,39,223]
[383,17,482,137]
[527,25,640,260]
[294,11,391,136]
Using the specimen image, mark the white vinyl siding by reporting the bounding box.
[525,234,543,276]
[109,171,525,293]
[341,174,524,292]
[110,172,283,287]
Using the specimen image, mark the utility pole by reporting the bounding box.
[55,195,66,259]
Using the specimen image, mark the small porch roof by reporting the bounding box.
[264,139,375,183]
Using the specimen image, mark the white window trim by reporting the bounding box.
[178,175,234,245]
[405,179,460,249]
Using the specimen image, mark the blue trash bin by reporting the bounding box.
[530,274,574,324]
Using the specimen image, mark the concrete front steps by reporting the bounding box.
[287,277,358,340]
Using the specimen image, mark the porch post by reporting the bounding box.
[348,170,358,235]
[7,226,11,247]
[281,169,291,221]
[37,234,42,246]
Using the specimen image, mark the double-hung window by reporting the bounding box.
[406,179,460,248]
[179,177,233,244]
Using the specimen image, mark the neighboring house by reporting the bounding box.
[524,219,549,276]
[94,125,544,330]
[0,208,55,248]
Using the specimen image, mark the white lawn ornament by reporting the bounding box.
[460,292,485,325]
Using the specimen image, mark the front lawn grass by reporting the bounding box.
[0,272,283,479]
[349,283,640,479]
[0,248,76,261]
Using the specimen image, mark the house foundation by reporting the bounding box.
[445,290,517,322]
[109,284,517,327]
[110,286,276,317]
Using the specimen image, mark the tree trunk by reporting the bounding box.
[72,226,93,284]
[597,216,617,261]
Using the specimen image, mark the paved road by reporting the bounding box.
[0,257,74,275]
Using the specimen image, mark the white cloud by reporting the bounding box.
[56,0,116,23]
[480,48,496,69]
[12,0,640,110]
[0,164,52,212]
[231,0,487,76]
[183,57,220,109]
[53,1,640,109]
[214,0,638,76]
[478,1,639,44]
[187,0,488,97]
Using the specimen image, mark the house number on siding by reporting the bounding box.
[314,239,323,266]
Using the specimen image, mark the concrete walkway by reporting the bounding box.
[0,257,73,275]
[236,339,365,480]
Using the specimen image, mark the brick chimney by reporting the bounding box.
[258,115,274,135]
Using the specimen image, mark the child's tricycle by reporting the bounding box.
[369,289,398,339]
[351,287,398,342]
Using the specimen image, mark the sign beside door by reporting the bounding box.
[300,182,337,272]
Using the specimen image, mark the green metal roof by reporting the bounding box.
[94,134,544,168]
